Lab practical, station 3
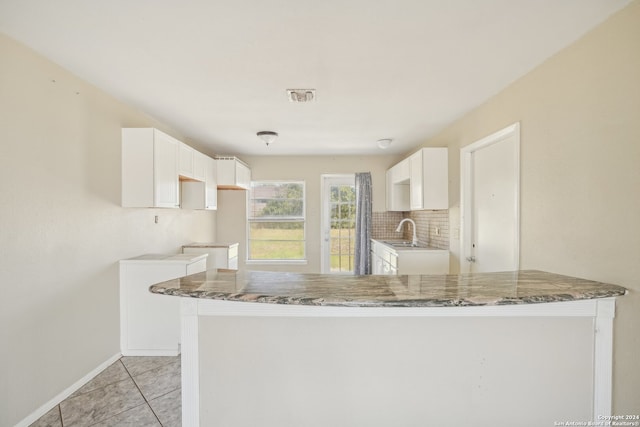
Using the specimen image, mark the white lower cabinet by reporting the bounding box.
[182,243,239,270]
[119,253,208,356]
[371,242,398,275]
[372,250,383,275]
[371,239,449,275]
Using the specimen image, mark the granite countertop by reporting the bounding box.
[149,270,627,307]
[182,242,239,249]
[120,253,209,264]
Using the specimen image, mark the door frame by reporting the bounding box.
[460,122,520,272]
[320,174,356,274]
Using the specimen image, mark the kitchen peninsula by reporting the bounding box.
[150,270,626,427]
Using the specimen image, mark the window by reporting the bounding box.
[248,181,305,261]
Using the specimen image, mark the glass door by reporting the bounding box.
[321,175,356,273]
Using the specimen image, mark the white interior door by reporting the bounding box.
[461,123,520,273]
[321,174,356,274]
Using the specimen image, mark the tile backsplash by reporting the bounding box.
[406,210,449,249]
[371,211,405,240]
[372,210,449,250]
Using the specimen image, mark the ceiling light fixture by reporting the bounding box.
[377,138,393,149]
[287,89,316,103]
[257,131,278,146]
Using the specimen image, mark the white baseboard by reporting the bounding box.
[121,349,179,357]
[15,352,122,427]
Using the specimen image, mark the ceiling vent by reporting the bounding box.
[287,89,315,103]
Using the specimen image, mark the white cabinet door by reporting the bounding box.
[421,147,448,210]
[409,151,423,210]
[193,150,207,182]
[371,240,395,275]
[183,245,238,270]
[216,158,234,186]
[236,162,251,189]
[178,142,195,178]
[385,170,393,211]
[204,156,217,209]
[181,155,217,210]
[408,148,448,211]
[119,256,207,356]
[392,158,410,182]
[385,158,411,211]
[153,131,180,208]
[122,128,180,208]
[372,251,383,275]
[216,157,251,189]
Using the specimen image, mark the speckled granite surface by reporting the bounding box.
[149,270,627,307]
[182,242,239,249]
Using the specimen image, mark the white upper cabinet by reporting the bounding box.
[409,148,448,210]
[178,142,195,179]
[216,156,251,190]
[181,155,217,210]
[390,158,410,183]
[204,155,217,209]
[123,128,251,207]
[122,128,180,208]
[178,144,207,181]
[386,158,410,211]
[192,150,207,182]
[386,147,448,211]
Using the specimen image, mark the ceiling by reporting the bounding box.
[0,0,631,156]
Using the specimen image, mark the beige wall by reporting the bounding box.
[217,155,401,273]
[0,34,216,426]
[419,1,640,412]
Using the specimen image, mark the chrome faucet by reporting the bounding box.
[395,218,418,246]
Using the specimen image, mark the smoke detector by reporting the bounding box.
[287,89,316,103]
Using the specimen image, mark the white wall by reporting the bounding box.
[199,316,594,426]
[0,34,216,426]
[217,155,401,273]
[419,1,640,412]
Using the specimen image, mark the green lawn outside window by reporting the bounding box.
[248,182,306,261]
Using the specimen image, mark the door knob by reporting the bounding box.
[466,256,476,262]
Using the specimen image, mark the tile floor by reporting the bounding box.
[29,356,181,427]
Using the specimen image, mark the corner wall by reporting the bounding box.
[0,34,216,426]
[421,1,640,412]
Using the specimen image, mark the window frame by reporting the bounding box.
[246,180,307,264]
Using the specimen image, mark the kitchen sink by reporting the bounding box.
[381,240,429,248]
